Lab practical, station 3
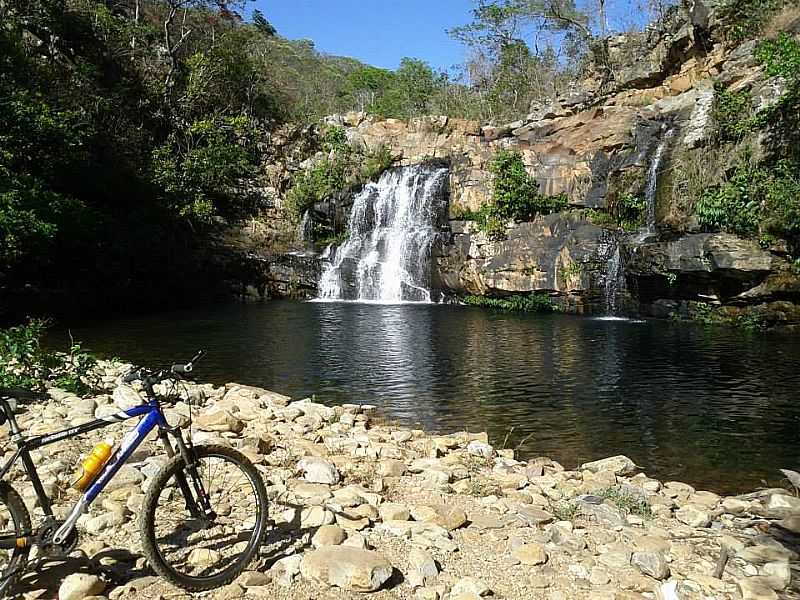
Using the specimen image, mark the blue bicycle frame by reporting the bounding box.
[0,396,174,548]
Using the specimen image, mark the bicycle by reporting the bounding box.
[0,351,269,594]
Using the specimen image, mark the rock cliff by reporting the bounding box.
[220,0,800,327]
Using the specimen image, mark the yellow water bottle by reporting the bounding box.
[72,440,113,491]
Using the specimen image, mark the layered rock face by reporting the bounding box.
[220,1,800,325]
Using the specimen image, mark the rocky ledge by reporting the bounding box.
[4,362,799,600]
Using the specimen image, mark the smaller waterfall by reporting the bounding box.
[317,164,449,303]
[298,210,314,248]
[604,243,624,314]
[644,126,675,233]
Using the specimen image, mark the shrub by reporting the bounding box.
[597,487,653,518]
[469,150,568,238]
[615,193,646,230]
[696,160,800,242]
[286,130,395,218]
[462,293,558,313]
[285,156,350,216]
[489,150,568,221]
[361,145,394,182]
[321,126,350,154]
[0,319,98,395]
[711,85,758,142]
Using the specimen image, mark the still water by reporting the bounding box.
[56,301,800,493]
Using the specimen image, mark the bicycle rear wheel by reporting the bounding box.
[0,483,31,597]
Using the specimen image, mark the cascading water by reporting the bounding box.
[317,164,449,303]
[298,209,314,249]
[604,243,624,314]
[644,126,675,233]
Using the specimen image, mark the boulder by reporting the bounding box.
[300,547,393,592]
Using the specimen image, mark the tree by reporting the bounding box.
[252,9,276,36]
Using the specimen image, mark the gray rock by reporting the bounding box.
[300,547,393,592]
[632,551,670,580]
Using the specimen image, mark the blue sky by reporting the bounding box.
[248,1,655,72]
[248,0,474,71]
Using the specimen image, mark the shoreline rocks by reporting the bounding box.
[2,360,798,599]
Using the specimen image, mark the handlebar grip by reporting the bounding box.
[122,370,139,384]
[171,363,193,375]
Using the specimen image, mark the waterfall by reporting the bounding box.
[317,164,449,303]
[644,126,675,233]
[298,210,314,248]
[604,244,622,313]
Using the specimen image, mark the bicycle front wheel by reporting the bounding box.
[139,444,269,591]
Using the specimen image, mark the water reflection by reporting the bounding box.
[56,301,800,493]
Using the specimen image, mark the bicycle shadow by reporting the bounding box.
[9,548,150,599]
[255,500,405,591]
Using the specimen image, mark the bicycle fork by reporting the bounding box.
[160,430,216,521]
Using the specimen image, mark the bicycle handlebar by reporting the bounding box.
[123,350,206,386]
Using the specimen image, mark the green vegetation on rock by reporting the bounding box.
[286,126,396,217]
[462,293,558,313]
[696,33,800,254]
[463,151,568,239]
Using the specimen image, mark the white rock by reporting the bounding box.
[271,554,303,586]
[59,574,105,600]
[467,441,494,459]
[407,548,438,588]
[298,457,340,485]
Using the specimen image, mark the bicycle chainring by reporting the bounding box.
[36,519,78,558]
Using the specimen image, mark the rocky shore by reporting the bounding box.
[3,361,799,600]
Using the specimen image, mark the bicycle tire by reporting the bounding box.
[139,444,268,591]
[0,482,31,597]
